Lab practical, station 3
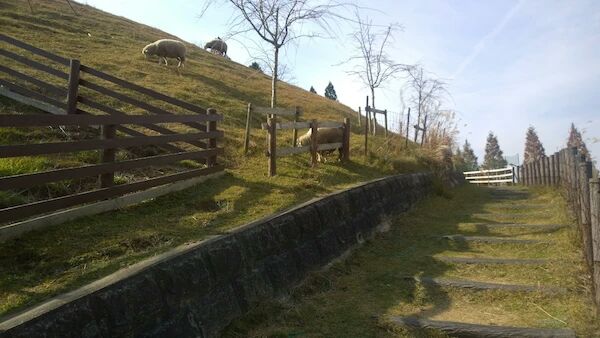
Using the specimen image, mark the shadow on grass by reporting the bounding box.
[222,186,540,337]
[0,155,398,318]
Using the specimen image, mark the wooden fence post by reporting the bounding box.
[357,107,361,127]
[545,156,551,186]
[343,117,350,162]
[292,106,300,147]
[243,103,252,154]
[99,124,116,188]
[66,59,80,114]
[267,115,277,176]
[310,119,318,166]
[384,109,388,137]
[549,154,555,185]
[207,108,218,167]
[550,154,556,186]
[580,161,594,270]
[534,159,539,185]
[555,151,561,185]
[518,165,524,185]
[590,177,600,309]
[540,157,546,185]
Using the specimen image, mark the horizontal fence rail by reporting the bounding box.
[0,34,226,225]
[464,167,515,185]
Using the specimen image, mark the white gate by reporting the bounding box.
[463,167,515,185]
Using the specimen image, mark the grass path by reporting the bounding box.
[223,185,599,337]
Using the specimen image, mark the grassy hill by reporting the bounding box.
[0,0,439,317]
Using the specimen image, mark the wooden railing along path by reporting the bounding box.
[517,149,600,310]
[464,167,515,185]
[0,34,224,227]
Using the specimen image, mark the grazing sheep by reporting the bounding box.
[297,127,344,162]
[142,39,187,67]
[204,37,228,56]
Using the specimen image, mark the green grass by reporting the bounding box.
[222,185,599,337]
[0,0,441,317]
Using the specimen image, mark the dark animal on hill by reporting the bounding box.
[204,37,228,56]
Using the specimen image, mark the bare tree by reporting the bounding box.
[345,13,407,118]
[202,0,346,108]
[405,66,447,144]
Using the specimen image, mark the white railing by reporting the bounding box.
[463,167,515,185]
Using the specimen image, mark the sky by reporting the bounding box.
[83,0,600,163]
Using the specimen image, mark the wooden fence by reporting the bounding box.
[243,104,300,154]
[261,118,350,176]
[464,167,515,185]
[0,34,224,224]
[517,149,600,310]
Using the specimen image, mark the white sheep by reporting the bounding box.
[297,127,344,162]
[142,39,187,67]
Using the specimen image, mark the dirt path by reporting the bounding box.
[223,185,599,337]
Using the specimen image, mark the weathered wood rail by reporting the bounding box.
[0,34,225,226]
[517,149,600,310]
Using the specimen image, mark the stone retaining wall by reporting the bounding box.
[0,172,461,338]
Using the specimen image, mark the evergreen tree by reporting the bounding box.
[482,132,507,169]
[249,62,263,72]
[309,86,317,94]
[324,81,337,100]
[523,126,546,164]
[567,123,590,159]
[453,148,466,171]
[462,140,478,171]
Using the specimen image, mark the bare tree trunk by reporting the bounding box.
[371,87,376,135]
[414,92,422,142]
[271,47,279,108]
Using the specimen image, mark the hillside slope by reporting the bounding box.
[0,0,432,318]
[1,0,358,130]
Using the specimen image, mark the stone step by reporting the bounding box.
[472,223,566,230]
[403,276,567,293]
[435,256,547,265]
[388,316,576,338]
[472,213,549,218]
[486,204,549,210]
[442,234,549,244]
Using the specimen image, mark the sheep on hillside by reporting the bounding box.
[204,37,228,56]
[297,127,344,162]
[142,39,187,67]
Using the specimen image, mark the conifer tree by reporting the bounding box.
[567,123,590,159]
[453,148,466,171]
[523,126,546,164]
[462,140,478,171]
[309,86,317,94]
[482,132,507,169]
[249,62,262,72]
[324,81,337,100]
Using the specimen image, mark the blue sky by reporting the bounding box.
[83,0,600,162]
